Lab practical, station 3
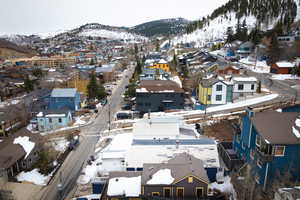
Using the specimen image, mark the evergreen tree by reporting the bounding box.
[268,33,280,64]
[87,73,106,101]
[134,43,139,55]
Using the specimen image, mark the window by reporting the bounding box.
[257,158,263,168]
[176,188,184,198]
[207,95,211,101]
[238,84,244,90]
[216,95,222,101]
[256,135,261,147]
[58,118,62,123]
[216,85,223,91]
[273,146,285,156]
[251,84,255,90]
[152,192,160,196]
[49,118,52,123]
[163,187,171,198]
[188,176,193,183]
[196,187,204,198]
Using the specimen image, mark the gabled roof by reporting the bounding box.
[251,111,300,144]
[141,153,209,185]
[51,88,77,97]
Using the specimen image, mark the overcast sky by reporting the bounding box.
[0,0,229,35]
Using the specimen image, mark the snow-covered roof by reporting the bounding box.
[276,61,295,68]
[16,168,50,185]
[147,169,174,185]
[125,143,220,168]
[233,77,257,82]
[158,59,167,64]
[107,176,141,197]
[13,136,35,158]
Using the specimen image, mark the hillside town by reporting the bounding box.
[1,1,300,200]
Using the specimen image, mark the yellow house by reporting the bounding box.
[66,72,89,95]
[149,59,170,72]
[198,83,212,105]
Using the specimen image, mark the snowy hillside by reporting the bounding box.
[78,28,147,42]
[173,0,300,47]
[173,13,258,47]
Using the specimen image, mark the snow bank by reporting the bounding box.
[147,169,174,185]
[271,74,300,80]
[79,162,100,185]
[211,176,237,199]
[74,116,87,126]
[107,176,141,197]
[52,138,70,152]
[13,136,35,158]
[17,169,50,185]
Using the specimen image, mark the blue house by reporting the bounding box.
[232,108,300,191]
[37,109,72,132]
[49,88,81,111]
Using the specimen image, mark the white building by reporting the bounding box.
[232,77,257,100]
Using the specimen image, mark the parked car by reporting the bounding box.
[68,135,80,151]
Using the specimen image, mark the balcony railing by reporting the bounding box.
[255,147,273,162]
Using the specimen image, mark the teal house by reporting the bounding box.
[37,109,72,132]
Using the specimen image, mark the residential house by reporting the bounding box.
[36,109,72,132]
[0,106,26,137]
[136,80,184,113]
[232,108,300,191]
[236,41,254,58]
[49,88,81,111]
[232,76,257,100]
[198,77,233,106]
[217,65,240,75]
[95,64,116,82]
[0,128,42,178]
[102,153,210,200]
[139,68,170,81]
[148,59,170,72]
[271,61,295,74]
[142,153,210,199]
[66,71,90,95]
[278,35,296,47]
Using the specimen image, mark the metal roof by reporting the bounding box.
[51,88,77,97]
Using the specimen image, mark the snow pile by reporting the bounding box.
[211,176,237,199]
[276,108,282,112]
[147,169,174,185]
[271,74,300,80]
[74,116,87,126]
[51,138,70,152]
[107,176,141,197]
[13,136,35,158]
[79,162,100,185]
[17,169,51,185]
[170,76,182,88]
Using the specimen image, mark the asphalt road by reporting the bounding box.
[35,66,135,200]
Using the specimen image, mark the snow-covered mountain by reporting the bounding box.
[173,0,300,47]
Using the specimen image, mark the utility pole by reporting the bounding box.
[108,103,111,133]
